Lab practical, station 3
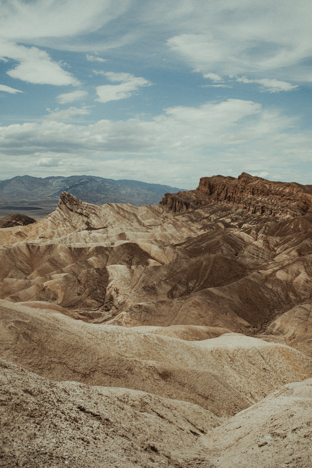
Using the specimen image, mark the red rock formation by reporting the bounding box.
[160,172,312,218]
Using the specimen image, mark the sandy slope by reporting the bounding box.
[0,358,220,468]
[201,378,312,467]
[1,358,312,467]
[131,324,231,340]
[265,302,312,357]
[1,299,312,418]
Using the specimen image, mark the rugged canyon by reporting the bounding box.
[1,172,312,467]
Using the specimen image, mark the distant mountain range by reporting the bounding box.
[0,175,184,207]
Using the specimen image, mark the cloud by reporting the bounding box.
[202,73,232,87]
[2,42,79,86]
[96,72,152,103]
[103,72,143,82]
[0,99,293,155]
[36,157,61,167]
[0,97,310,186]
[0,0,131,42]
[45,106,91,121]
[86,54,106,62]
[202,84,232,89]
[0,0,130,88]
[203,73,223,82]
[236,77,298,93]
[93,71,107,76]
[165,0,312,83]
[0,1,310,188]
[0,84,23,94]
[56,90,88,104]
[1,1,311,88]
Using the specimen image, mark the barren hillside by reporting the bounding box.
[1,172,312,467]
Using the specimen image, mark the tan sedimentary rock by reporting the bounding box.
[131,324,231,341]
[1,299,312,417]
[1,349,312,467]
[1,175,312,337]
[201,378,312,467]
[0,213,36,228]
[1,173,312,467]
[264,302,312,357]
[0,358,220,467]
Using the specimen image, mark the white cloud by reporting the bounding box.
[1,1,311,88]
[236,77,298,93]
[202,72,232,87]
[203,73,223,82]
[165,0,312,84]
[93,71,107,76]
[56,90,88,104]
[0,84,23,94]
[36,157,61,167]
[96,72,152,103]
[0,0,131,41]
[103,72,139,82]
[0,99,293,154]
[202,84,232,89]
[45,106,91,121]
[0,98,310,186]
[0,1,311,187]
[0,0,131,88]
[86,54,106,62]
[2,42,79,86]
[7,60,78,86]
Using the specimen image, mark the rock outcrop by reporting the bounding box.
[0,213,36,228]
[160,172,312,217]
[1,172,312,467]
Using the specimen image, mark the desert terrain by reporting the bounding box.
[1,172,312,467]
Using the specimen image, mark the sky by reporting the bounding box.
[0,0,312,189]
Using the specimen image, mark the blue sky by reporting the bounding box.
[0,0,312,189]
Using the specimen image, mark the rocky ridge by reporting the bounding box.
[1,172,312,466]
[161,172,312,217]
[0,213,36,229]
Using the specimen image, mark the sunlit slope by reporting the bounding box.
[1,300,312,417]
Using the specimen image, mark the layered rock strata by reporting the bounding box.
[160,172,312,217]
[1,172,312,467]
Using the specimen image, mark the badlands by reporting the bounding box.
[1,172,312,467]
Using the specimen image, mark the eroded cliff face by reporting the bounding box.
[160,172,312,217]
[1,178,312,336]
[2,173,312,467]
